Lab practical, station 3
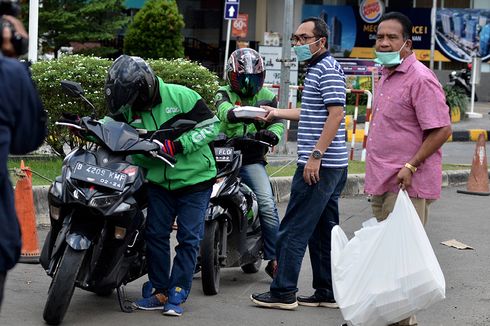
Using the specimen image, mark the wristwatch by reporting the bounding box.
[311,149,323,159]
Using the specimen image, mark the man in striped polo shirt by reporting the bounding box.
[251,16,348,310]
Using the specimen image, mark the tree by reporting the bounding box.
[38,0,129,57]
[124,0,185,59]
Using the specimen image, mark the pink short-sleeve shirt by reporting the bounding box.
[365,54,451,199]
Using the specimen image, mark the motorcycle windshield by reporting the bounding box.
[83,119,142,152]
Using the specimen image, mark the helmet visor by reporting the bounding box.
[236,73,264,97]
[105,82,139,115]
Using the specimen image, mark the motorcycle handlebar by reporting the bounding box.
[224,136,273,148]
[55,120,84,130]
[56,116,177,167]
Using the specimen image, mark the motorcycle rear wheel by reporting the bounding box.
[43,246,86,325]
[200,219,221,295]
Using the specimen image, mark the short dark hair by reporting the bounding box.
[301,16,329,42]
[379,11,413,40]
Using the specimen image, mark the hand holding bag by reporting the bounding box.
[331,190,445,326]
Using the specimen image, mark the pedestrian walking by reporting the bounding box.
[365,11,452,325]
[250,16,348,310]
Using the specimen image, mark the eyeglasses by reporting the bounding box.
[290,34,318,45]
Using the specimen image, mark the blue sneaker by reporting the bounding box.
[142,281,154,299]
[162,287,188,316]
[162,303,184,316]
[132,293,168,310]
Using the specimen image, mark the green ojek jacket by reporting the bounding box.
[215,85,284,165]
[119,78,219,193]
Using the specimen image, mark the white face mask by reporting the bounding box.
[374,40,407,67]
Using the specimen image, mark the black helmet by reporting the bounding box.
[105,55,157,116]
[226,48,265,97]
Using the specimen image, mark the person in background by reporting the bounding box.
[215,48,283,278]
[0,1,47,310]
[365,11,452,325]
[104,55,220,317]
[250,17,348,310]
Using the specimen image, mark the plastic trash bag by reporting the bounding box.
[331,190,445,326]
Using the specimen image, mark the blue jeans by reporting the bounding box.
[270,165,347,298]
[145,184,212,293]
[239,163,279,260]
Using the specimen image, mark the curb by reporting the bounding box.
[32,169,482,227]
[450,130,490,142]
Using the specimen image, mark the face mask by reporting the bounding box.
[374,40,407,68]
[293,39,322,62]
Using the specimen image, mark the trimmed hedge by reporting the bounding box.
[31,55,220,156]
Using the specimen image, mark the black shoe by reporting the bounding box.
[265,260,277,279]
[297,293,339,308]
[250,291,298,310]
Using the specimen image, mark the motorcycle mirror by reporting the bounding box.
[61,80,85,97]
[60,80,97,118]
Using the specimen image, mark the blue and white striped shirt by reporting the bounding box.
[297,52,348,168]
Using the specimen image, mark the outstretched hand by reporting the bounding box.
[257,105,277,122]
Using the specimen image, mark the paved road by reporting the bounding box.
[2,186,490,326]
[271,140,489,166]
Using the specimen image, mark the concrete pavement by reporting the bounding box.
[2,185,489,325]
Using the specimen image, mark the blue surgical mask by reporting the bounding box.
[293,39,322,62]
[374,41,407,67]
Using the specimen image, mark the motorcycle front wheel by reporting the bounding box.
[200,219,221,295]
[43,246,86,325]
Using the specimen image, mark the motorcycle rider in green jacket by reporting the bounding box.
[104,55,219,316]
[215,48,284,279]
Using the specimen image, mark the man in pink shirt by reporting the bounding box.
[365,12,452,326]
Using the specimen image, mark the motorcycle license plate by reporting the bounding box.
[214,147,234,162]
[71,162,128,191]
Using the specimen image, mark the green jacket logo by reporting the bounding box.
[166,107,181,114]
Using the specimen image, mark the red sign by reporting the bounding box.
[232,14,248,39]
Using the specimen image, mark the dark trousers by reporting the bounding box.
[145,184,212,293]
[270,165,347,298]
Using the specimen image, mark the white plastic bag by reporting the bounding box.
[331,190,445,326]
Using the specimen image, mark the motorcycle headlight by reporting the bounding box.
[89,195,119,208]
[49,205,61,220]
[114,202,131,213]
[50,180,63,198]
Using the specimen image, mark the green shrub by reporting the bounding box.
[443,85,468,117]
[31,55,112,156]
[31,55,220,157]
[124,0,185,59]
[147,58,220,111]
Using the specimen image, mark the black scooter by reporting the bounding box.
[448,68,478,101]
[40,80,194,325]
[199,136,272,295]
